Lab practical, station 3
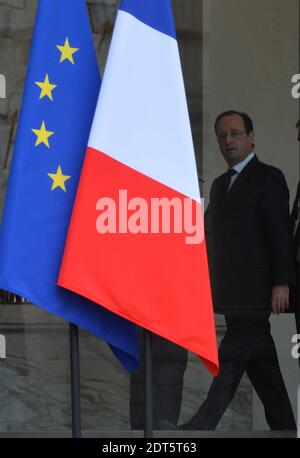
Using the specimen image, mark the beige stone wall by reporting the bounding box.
[202,0,299,428]
[202,0,299,203]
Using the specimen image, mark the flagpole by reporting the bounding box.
[69,323,82,438]
[144,329,153,438]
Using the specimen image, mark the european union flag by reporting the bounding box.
[0,0,139,371]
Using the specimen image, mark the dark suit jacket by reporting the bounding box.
[290,183,300,261]
[205,155,294,313]
[290,182,300,309]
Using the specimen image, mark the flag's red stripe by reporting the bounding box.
[59,147,219,375]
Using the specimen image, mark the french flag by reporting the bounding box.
[59,0,219,376]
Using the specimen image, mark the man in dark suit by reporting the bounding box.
[290,119,300,367]
[181,110,296,430]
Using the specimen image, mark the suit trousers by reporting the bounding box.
[187,311,296,430]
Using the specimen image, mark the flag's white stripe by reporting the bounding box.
[88,11,200,200]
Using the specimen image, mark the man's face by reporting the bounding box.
[215,114,254,167]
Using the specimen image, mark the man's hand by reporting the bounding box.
[271,285,289,315]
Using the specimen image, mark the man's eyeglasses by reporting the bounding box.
[217,130,246,142]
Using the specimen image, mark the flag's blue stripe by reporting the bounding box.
[120,0,176,39]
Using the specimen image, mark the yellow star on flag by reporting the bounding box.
[48,166,71,192]
[56,38,79,64]
[35,74,57,101]
[32,121,54,148]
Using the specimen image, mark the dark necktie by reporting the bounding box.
[226,168,237,190]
